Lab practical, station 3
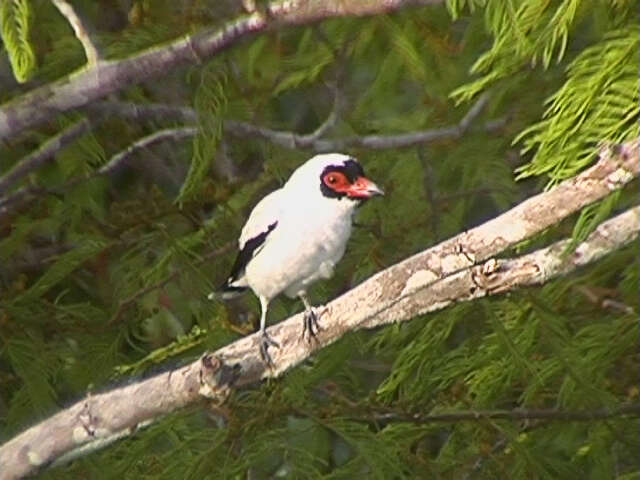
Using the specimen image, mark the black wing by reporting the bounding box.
[219,221,278,294]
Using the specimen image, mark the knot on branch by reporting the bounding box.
[75,398,99,441]
[198,354,240,403]
[471,258,541,295]
[454,242,477,265]
[589,139,639,188]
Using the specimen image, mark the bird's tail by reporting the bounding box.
[207,280,248,301]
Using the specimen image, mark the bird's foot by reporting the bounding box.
[301,306,326,343]
[259,330,280,367]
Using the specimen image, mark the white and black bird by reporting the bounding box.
[212,153,384,364]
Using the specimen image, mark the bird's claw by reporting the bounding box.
[259,331,280,366]
[301,307,324,342]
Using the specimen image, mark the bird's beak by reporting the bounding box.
[347,176,385,199]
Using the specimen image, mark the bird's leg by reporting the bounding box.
[299,291,322,342]
[258,296,279,366]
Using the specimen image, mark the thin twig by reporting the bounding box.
[225,92,497,151]
[458,92,490,132]
[418,147,440,239]
[0,119,90,196]
[304,83,343,142]
[464,438,507,480]
[575,285,636,315]
[98,127,197,175]
[351,403,640,424]
[51,0,101,65]
[0,97,501,219]
[109,242,234,325]
[0,127,198,220]
[86,102,198,124]
[88,97,502,154]
[0,102,195,203]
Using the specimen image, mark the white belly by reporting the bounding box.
[245,211,352,300]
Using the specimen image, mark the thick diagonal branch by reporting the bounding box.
[0,140,636,479]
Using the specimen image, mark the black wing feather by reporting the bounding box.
[219,221,278,292]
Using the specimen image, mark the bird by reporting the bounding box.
[210,153,384,365]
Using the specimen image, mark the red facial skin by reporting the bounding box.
[322,172,383,199]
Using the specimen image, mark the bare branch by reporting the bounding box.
[0,95,499,217]
[89,97,501,153]
[305,83,343,141]
[97,127,197,175]
[458,92,490,132]
[0,126,198,220]
[0,103,194,203]
[0,140,636,479]
[85,102,198,124]
[575,285,637,315]
[224,92,497,151]
[0,0,441,142]
[351,403,640,424]
[51,0,101,65]
[355,141,638,330]
[3,206,637,478]
[0,120,90,196]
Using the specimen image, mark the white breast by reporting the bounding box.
[244,196,355,301]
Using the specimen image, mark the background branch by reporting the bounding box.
[0,126,197,220]
[0,98,501,219]
[86,102,198,124]
[0,140,636,479]
[351,403,640,425]
[0,119,90,197]
[0,0,440,142]
[51,0,101,65]
[97,127,197,175]
[88,96,500,153]
[224,92,498,151]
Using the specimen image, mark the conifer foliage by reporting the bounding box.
[0,0,637,478]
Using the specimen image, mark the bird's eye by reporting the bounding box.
[323,171,347,189]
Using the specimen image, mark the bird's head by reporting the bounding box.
[287,153,384,201]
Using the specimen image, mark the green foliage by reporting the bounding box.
[112,325,207,378]
[449,0,634,104]
[0,0,36,83]
[563,191,620,255]
[104,23,178,59]
[12,238,110,303]
[5,334,59,418]
[177,64,227,204]
[516,26,639,183]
